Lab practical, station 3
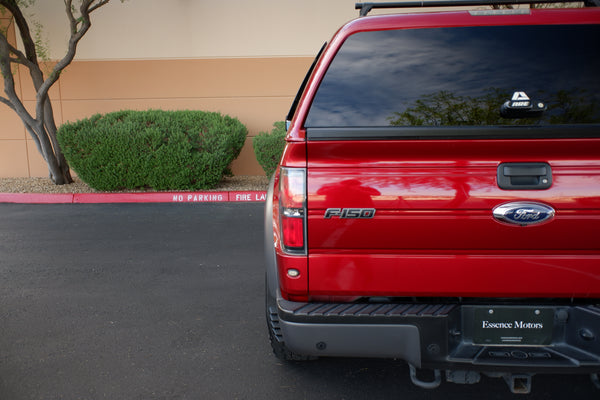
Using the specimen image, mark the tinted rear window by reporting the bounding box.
[305,25,600,128]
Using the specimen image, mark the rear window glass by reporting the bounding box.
[305,24,600,128]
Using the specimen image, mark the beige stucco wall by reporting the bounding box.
[22,0,363,60]
[2,0,368,178]
[1,56,315,177]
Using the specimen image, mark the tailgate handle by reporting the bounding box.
[497,162,552,190]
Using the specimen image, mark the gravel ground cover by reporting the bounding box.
[0,175,269,194]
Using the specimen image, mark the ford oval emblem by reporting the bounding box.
[493,202,555,226]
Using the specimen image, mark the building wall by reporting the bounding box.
[3,56,316,177]
[0,0,364,178]
[0,15,31,177]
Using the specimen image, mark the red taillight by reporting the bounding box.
[281,217,304,248]
[279,167,306,253]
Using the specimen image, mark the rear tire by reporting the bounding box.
[265,284,316,361]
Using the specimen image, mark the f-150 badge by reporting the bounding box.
[493,202,555,226]
[324,208,376,219]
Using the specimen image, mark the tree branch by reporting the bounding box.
[31,0,107,122]
[64,0,77,34]
[0,30,45,160]
[0,95,16,111]
[7,42,37,69]
[37,0,112,107]
[0,30,36,129]
[88,0,111,14]
[0,0,38,65]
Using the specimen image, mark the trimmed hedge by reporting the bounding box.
[252,121,286,178]
[57,110,247,191]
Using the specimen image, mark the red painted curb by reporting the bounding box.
[0,193,74,204]
[229,191,268,202]
[0,191,267,204]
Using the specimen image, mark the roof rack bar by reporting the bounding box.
[356,1,595,16]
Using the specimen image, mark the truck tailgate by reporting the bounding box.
[306,138,600,298]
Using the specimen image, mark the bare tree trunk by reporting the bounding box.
[0,0,114,184]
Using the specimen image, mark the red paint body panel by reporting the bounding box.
[308,254,600,298]
[305,137,600,298]
[279,142,307,168]
[276,253,308,298]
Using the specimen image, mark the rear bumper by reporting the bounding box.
[277,299,600,373]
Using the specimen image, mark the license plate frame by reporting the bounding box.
[467,306,554,346]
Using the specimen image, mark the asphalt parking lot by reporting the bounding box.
[0,203,597,399]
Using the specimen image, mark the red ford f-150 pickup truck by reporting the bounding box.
[264,1,600,393]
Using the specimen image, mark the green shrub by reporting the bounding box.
[57,109,247,191]
[253,121,286,177]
